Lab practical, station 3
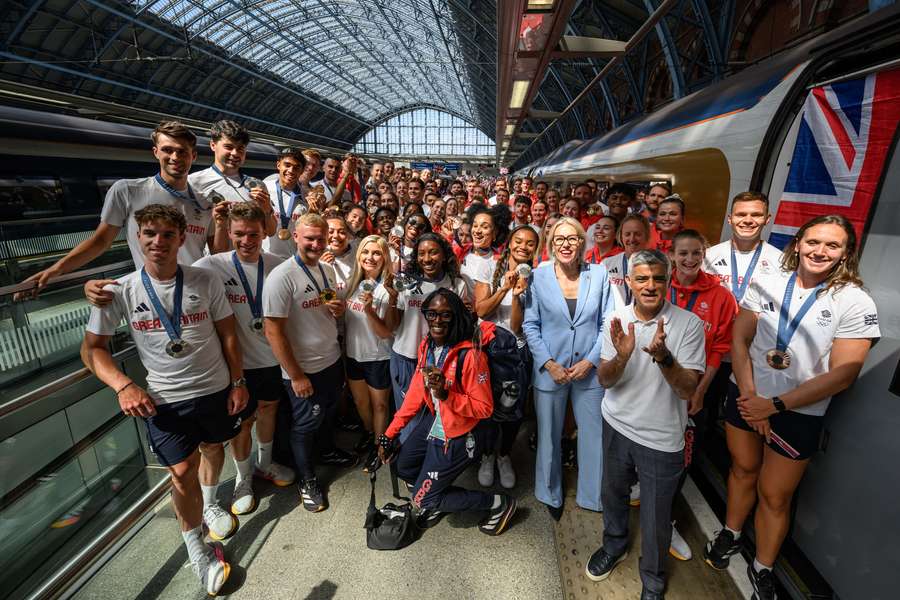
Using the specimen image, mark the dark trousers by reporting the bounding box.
[395,416,494,513]
[488,419,522,456]
[601,418,684,594]
[282,360,343,480]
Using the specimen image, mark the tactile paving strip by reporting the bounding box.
[554,470,741,599]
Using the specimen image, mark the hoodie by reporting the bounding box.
[668,270,737,370]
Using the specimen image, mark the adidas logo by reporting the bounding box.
[225,278,240,287]
[762,301,775,312]
[714,258,727,267]
[188,294,200,301]
[133,302,151,313]
[609,266,618,274]
[305,284,315,293]
[427,471,439,480]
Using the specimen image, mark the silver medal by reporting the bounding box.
[515,263,532,279]
[250,317,264,334]
[361,279,377,293]
[166,339,190,358]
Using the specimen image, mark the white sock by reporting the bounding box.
[182,526,208,564]
[257,441,273,470]
[753,558,772,572]
[491,494,502,510]
[726,526,741,540]
[201,484,218,507]
[234,457,253,485]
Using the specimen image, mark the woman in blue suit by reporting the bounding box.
[523,217,614,520]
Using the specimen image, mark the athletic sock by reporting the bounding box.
[726,526,741,540]
[201,484,219,508]
[182,526,208,565]
[491,494,502,510]
[753,558,772,572]
[257,441,273,470]
[234,457,253,486]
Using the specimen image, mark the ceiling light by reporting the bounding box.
[504,123,515,136]
[509,80,530,109]
[526,0,556,13]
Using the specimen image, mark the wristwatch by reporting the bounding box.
[655,352,675,368]
[772,396,787,412]
[231,376,247,389]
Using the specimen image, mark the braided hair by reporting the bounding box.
[404,232,460,281]
[420,288,476,349]
[491,224,539,294]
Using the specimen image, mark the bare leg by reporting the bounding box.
[169,450,203,531]
[348,378,373,432]
[255,399,278,444]
[198,442,225,487]
[230,419,254,462]
[724,424,764,531]
[369,386,391,437]
[754,447,809,565]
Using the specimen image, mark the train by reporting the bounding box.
[519,7,900,600]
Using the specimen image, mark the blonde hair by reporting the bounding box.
[617,214,651,246]
[547,216,586,265]
[227,201,267,226]
[295,212,327,231]
[346,235,393,296]
[780,214,864,295]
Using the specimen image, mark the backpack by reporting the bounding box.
[456,323,531,423]
[364,471,418,551]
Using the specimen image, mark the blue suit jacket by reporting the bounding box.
[523,262,614,391]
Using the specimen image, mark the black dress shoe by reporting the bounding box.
[547,503,564,522]
[640,589,664,600]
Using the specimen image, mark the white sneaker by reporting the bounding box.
[203,503,238,540]
[254,461,296,487]
[230,478,256,515]
[478,454,495,487]
[497,455,516,489]
[629,481,641,507]
[193,541,230,596]
[669,521,692,560]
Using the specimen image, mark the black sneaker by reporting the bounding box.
[319,448,359,468]
[416,509,445,529]
[337,416,363,432]
[354,432,375,453]
[640,590,664,600]
[362,447,381,473]
[748,563,777,600]
[479,494,517,536]
[585,548,628,581]
[703,528,741,570]
[299,478,327,512]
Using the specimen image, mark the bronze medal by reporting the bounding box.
[765,349,790,370]
[277,228,291,240]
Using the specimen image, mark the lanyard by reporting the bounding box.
[669,287,699,312]
[776,272,824,352]
[154,174,205,214]
[426,342,450,369]
[730,242,763,302]
[231,252,264,319]
[141,267,184,341]
[293,255,328,295]
[211,165,251,200]
[276,182,299,230]
[622,254,632,305]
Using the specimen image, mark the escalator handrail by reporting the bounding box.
[0,259,133,296]
[0,345,136,419]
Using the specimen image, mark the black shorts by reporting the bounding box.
[345,357,391,390]
[145,387,241,467]
[245,365,285,405]
[724,382,823,460]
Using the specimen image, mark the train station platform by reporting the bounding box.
[72,426,744,600]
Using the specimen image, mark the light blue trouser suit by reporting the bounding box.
[534,384,604,511]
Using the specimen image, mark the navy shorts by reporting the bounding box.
[345,357,391,390]
[145,387,241,467]
[243,365,284,414]
[724,382,823,460]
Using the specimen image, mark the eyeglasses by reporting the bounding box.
[552,235,581,247]
[408,220,428,230]
[423,310,453,322]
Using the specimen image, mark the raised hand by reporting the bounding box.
[609,317,636,359]
[642,318,668,361]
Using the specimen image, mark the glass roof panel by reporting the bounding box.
[353,107,495,156]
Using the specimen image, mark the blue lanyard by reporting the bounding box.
[426,341,450,369]
[211,164,247,188]
[730,243,762,302]
[154,174,205,214]
[140,267,184,341]
[622,254,632,305]
[669,287,699,312]
[776,272,824,352]
[293,255,328,295]
[276,182,299,230]
[231,252,264,319]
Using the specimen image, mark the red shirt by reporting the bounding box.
[584,245,623,264]
[668,270,737,369]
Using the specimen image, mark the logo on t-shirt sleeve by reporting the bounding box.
[864,313,878,326]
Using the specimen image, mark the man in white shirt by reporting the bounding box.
[263,213,356,513]
[511,195,531,229]
[81,204,248,596]
[408,178,425,206]
[263,147,308,260]
[21,121,228,299]
[588,249,706,599]
[319,156,353,204]
[194,202,296,519]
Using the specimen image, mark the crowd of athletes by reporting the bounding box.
[25,119,880,600]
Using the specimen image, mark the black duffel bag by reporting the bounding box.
[364,470,418,551]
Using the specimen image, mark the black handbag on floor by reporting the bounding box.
[364,470,418,550]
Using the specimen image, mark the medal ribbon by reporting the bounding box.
[211,165,252,200]
[730,242,763,302]
[293,255,329,296]
[141,267,184,342]
[232,252,263,319]
[154,174,205,214]
[775,272,824,352]
[669,287,699,312]
[276,182,298,231]
[622,254,632,305]
[426,340,451,370]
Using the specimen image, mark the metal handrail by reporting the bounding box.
[0,213,101,227]
[0,345,136,419]
[24,472,172,600]
[0,260,133,296]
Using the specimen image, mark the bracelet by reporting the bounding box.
[116,381,133,395]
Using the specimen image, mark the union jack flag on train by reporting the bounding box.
[769,68,900,249]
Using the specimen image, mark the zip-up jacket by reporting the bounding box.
[668,270,737,370]
[385,321,495,440]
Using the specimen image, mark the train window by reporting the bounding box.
[95,178,119,200]
[0,177,65,221]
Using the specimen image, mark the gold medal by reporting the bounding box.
[319,288,336,302]
[277,228,291,240]
[766,349,790,370]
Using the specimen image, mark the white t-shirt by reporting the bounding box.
[189,167,255,204]
[735,271,880,416]
[86,266,233,404]
[193,251,281,370]
[320,179,352,204]
[601,302,706,452]
[460,251,495,292]
[390,245,415,272]
[601,252,632,309]
[100,176,213,268]
[344,281,393,362]
[392,275,470,358]
[704,240,783,300]
[328,248,355,297]
[474,259,516,335]
[263,179,307,260]
[262,257,341,376]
